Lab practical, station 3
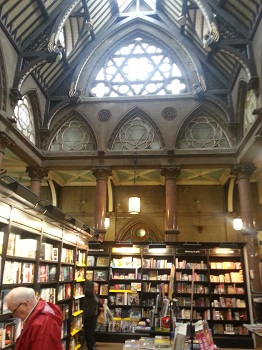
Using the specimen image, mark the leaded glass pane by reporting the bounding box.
[178,116,231,149]
[13,96,36,145]
[49,118,96,151]
[90,37,186,97]
[112,116,162,150]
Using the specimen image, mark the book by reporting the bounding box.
[128,293,139,306]
[97,256,110,266]
[86,256,95,266]
[52,248,59,261]
[94,270,108,281]
[100,284,108,295]
[40,287,56,303]
[86,270,93,280]
[40,243,53,260]
[22,262,34,283]
[116,293,126,305]
[3,261,22,284]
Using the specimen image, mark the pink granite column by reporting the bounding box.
[161,167,181,242]
[26,166,48,197]
[92,168,112,241]
[231,163,262,293]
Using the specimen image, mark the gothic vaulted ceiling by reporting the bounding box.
[0,0,261,187]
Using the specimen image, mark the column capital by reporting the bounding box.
[0,132,15,152]
[92,167,112,180]
[161,167,181,180]
[26,166,48,181]
[231,163,256,179]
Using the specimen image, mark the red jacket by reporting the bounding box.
[15,299,63,350]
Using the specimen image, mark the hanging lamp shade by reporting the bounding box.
[129,158,140,214]
[233,217,243,231]
[104,217,110,229]
[129,195,140,214]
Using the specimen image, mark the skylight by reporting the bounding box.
[117,0,156,13]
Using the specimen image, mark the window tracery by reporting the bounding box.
[90,37,186,97]
[178,115,231,149]
[13,95,35,144]
[49,117,96,151]
[111,115,163,150]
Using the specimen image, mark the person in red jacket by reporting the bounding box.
[5,287,63,350]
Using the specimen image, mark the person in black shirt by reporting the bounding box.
[83,281,102,350]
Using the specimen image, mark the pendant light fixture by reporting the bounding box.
[233,217,243,231]
[129,158,140,214]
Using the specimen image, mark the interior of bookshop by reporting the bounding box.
[0,0,262,350]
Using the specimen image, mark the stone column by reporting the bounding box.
[26,166,48,197]
[161,167,181,241]
[231,163,262,293]
[92,168,112,241]
[0,132,15,170]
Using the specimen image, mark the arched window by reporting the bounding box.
[49,117,96,151]
[178,115,231,149]
[111,115,163,150]
[90,37,186,97]
[243,89,257,136]
[13,95,36,144]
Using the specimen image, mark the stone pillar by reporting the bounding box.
[0,132,15,170]
[231,163,262,293]
[26,166,48,197]
[161,167,181,241]
[92,168,112,241]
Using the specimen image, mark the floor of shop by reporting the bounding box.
[80,342,262,350]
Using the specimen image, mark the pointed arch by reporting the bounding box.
[71,18,205,97]
[108,106,165,151]
[46,109,97,152]
[116,217,164,242]
[176,106,234,149]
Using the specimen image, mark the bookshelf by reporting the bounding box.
[0,198,90,350]
[92,242,253,348]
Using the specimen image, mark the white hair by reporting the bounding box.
[5,287,36,306]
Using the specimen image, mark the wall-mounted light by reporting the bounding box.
[149,243,166,252]
[129,158,140,214]
[114,242,133,248]
[0,175,38,205]
[88,242,101,249]
[233,217,243,231]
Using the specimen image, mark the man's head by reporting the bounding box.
[93,282,99,294]
[5,287,38,321]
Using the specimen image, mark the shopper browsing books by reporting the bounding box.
[83,281,103,350]
[5,287,63,350]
